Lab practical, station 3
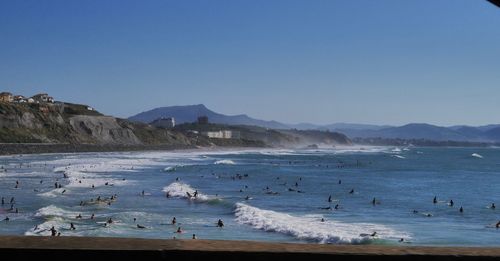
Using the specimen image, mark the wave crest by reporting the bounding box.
[234,203,410,244]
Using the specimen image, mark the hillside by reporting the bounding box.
[128,104,289,129]
[0,102,190,146]
[174,123,351,148]
[0,101,351,152]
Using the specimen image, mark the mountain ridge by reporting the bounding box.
[128,104,500,142]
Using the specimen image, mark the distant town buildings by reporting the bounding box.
[32,93,54,103]
[202,130,240,139]
[0,92,13,102]
[150,117,176,128]
[197,116,209,124]
[0,91,54,104]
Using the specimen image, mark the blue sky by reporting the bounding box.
[1,0,499,126]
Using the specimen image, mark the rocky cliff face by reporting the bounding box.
[68,115,142,145]
[0,102,191,145]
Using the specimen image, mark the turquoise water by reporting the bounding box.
[0,147,498,246]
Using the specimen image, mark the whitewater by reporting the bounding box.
[0,147,499,246]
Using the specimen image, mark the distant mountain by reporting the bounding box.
[129,105,500,143]
[128,104,289,129]
[336,123,500,142]
[321,123,392,131]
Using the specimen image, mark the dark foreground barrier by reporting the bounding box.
[0,236,498,260]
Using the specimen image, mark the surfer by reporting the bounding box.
[3,216,9,222]
[491,203,495,209]
[194,190,198,198]
[107,218,113,224]
[334,204,339,210]
[433,196,437,204]
[371,231,377,237]
[217,219,224,228]
[459,206,463,213]
[349,189,354,194]
[50,226,57,236]
[141,190,145,196]
[321,218,325,222]
[137,224,145,229]
[76,214,82,219]
[90,214,95,220]
[338,180,341,184]
[328,195,332,203]
[192,234,197,239]
[176,227,182,233]
[372,197,376,205]
[171,217,176,225]
[70,223,76,230]
[449,200,454,207]
[496,221,500,228]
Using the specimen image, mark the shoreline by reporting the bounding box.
[0,236,498,259]
[0,143,230,156]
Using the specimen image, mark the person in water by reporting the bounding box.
[192,234,197,239]
[328,195,332,203]
[107,218,113,224]
[459,206,464,213]
[172,217,176,225]
[372,198,376,205]
[496,221,500,228]
[70,223,76,230]
[137,224,145,229]
[433,196,437,204]
[176,227,182,233]
[217,219,224,228]
[50,226,57,236]
[491,203,496,209]
[449,200,454,207]
[349,189,354,194]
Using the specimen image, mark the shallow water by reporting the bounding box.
[0,147,498,246]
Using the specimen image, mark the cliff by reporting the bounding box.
[0,102,190,146]
[0,102,351,151]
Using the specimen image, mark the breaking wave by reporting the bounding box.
[234,203,410,244]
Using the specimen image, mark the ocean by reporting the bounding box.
[0,146,498,246]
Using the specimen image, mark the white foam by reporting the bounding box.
[214,159,236,165]
[38,188,67,198]
[234,203,410,244]
[162,182,210,201]
[392,155,405,159]
[35,205,80,218]
[471,153,483,158]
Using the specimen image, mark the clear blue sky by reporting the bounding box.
[1,0,499,126]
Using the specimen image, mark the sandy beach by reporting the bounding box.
[0,236,499,260]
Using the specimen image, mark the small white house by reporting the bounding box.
[202,130,240,139]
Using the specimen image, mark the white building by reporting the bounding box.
[202,130,240,139]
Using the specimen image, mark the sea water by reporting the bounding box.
[0,147,498,246]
